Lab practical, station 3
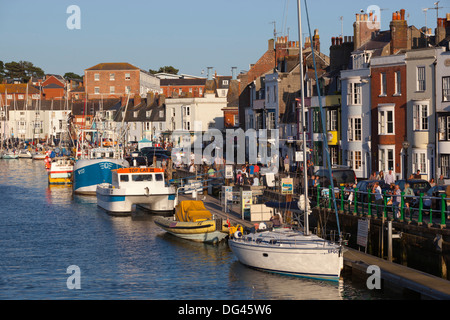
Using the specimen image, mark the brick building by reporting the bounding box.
[370,55,407,179]
[84,62,159,99]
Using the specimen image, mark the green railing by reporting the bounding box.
[313,185,449,228]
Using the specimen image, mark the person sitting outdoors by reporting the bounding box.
[270,213,282,228]
[404,183,415,217]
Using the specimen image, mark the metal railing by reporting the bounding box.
[312,185,449,228]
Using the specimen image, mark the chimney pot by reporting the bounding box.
[332,37,336,45]
[356,13,360,21]
[400,9,405,21]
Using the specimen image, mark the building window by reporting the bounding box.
[379,146,395,172]
[267,112,275,130]
[413,104,428,131]
[327,110,338,131]
[441,154,450,178]
[348,150,362,170]
[443,77,450,102]
[125,86,131,94]
[330,147,339,166]
[183,121,191,131]
[417,66,425,91]
[110,73,115,81]
[347,82,361,105]
[380,73,387,96]
[110,86,115,94]
[438,115,450,141]
[348,117,362,141]
[199,88,203,96]
[94,73,100,81]
[94,87,100,94]
[394,71,401,95]
[125,73,131,80]
[412,150,427,174]
[183,106,190,116]
[378,106,394,135]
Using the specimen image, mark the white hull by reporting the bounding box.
[164,229,228,243]
[18,150,32,158]
[32,153,47,160]
[96,189,175,213]
[228,229,343,281]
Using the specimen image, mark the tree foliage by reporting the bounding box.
[149,66,179,75]
[64,72,83,80]
[3,60,45,83]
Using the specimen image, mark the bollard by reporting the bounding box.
[353,188,358,216]
[400,192,404,222]
[441,194,446,229]
[418,193,424,225]
[328,186,332,211]
[316,184,320,208]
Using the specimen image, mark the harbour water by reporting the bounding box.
[0,159,399,300]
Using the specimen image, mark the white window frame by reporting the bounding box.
[412,149,427,174]
[378,105,395,135]
[110,73,115,81]
[347,82,362,106]
[94,73,100,81]
[348,150,362,170]
[125,73,131,81]
[380,73,387,96]
[443,76,450,102]
[413,102,429,131]
[327,109,338,131]
[94,87,100,95]
[379,145,395,173]
[347,117,362,142]
[110,86,115,94]
[394,71,401,95]
[417,66,425,92]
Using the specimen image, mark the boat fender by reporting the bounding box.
[259,222,267,230]
[234,230,242,239]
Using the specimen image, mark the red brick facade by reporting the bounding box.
[84,63,140,99]
[370,63,407,175]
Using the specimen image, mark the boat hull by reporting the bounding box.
[154,216,229,243]
[96,188,175,214]
[228,230,343,281]
[3,154,19,159]
[73,158,128,195]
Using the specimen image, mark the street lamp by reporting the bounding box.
[402,141,410,179]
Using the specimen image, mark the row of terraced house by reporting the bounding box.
[1,8,450,181]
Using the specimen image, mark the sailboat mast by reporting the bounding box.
[297,0,309,236]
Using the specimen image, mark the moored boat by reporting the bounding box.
[228,227,343,281]
[73,147,129,195]
[32,151,47,160]
[96,167,175,214]
[18,149,32,158]
[48,156,74,185]
[154,200,229,243]
[2,150,19,159]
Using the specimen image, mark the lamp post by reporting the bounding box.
[402,141,410,180]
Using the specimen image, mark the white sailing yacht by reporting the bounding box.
[228,0,344,282]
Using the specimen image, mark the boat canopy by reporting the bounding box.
[175,201,212,222]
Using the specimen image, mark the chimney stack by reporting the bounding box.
[390,8,409,54]
[353,11,381,50]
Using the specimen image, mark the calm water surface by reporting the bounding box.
[0,159,395,300]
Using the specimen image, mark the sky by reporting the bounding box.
[0,0,448,78]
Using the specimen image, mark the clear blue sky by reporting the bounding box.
[0,0,447,78]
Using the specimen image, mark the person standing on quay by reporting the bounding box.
[385,169,396,185]
[284,155,290,174]
[373,182,383,217]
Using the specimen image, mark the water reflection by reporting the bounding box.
[228,261,343,300]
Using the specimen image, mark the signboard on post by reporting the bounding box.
[241,190,252,220]
[225,165,233,179]
[357,219,370,250]
[281,178,293,195]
